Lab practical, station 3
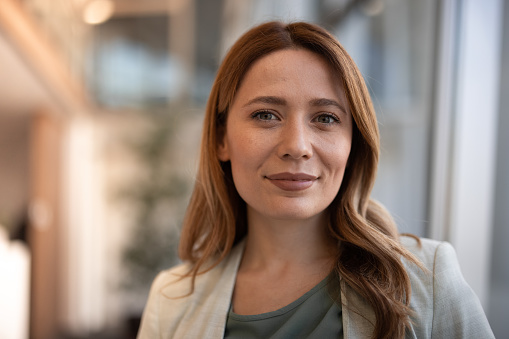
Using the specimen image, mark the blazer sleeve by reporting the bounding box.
[431,241,494,338]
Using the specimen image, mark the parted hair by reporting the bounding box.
[179,21,423,339]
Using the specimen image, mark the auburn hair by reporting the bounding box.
[179,21,423,339]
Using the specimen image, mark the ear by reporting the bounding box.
[217,131,230,162]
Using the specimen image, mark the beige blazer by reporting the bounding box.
[137,236,494,338]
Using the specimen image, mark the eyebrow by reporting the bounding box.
[309,98,347,114]
[243,96,287,107]
[243,96,347,114]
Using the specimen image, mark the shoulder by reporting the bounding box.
[398,235,463,308]
[399,235,494,338]
[148,262,194,294]
[399,235,471,286]
[399,235,474,292]
[400,234,450,266]
[135,262,198,339]
[136,241,245,339]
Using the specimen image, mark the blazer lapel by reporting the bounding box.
[340,279,376,339]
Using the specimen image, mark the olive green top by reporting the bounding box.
[224,276,343,338]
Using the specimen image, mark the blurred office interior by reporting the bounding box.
[0,0,507,338]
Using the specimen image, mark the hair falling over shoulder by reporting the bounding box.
[178,21,424,339]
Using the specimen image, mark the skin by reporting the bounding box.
[218,48,353,315]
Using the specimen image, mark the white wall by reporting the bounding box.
[59,116,106,334]
[0,228,30,339]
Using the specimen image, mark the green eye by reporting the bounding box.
[254,111,277,120]
[315,114,339,124]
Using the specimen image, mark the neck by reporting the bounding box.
[241,208,337,274]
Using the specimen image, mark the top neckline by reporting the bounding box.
[228,274,331,322]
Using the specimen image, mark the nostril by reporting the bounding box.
[281,149,311,160]
[278,126,313,159]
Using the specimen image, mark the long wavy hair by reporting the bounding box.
[179,21,423,339]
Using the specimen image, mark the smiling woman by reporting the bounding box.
[217,48,352,223]
[137,21,494,339]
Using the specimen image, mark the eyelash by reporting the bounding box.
[251,110,341,125]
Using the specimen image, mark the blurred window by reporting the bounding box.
[321,0,438,235]
[90,15,172,108]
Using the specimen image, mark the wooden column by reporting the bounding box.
[28,110,63,339]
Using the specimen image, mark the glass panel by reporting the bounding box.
[90,15,172,108]
[321,0,438,235]
[489,1,509,336]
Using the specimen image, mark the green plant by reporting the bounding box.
[120,111,190,291]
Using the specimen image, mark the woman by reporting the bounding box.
[137,21,493,339]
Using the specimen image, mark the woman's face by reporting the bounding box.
[218,48,353,222]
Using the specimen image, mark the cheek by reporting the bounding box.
[228,131,269,162]
[324,137,351,166]
[227,135,259,177]
[323,143,351,189]
[228,150,261,204]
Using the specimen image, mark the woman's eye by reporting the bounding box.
[315,114,339,124]
[253,111,277,120]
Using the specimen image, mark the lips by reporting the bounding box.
[265,172,317,191]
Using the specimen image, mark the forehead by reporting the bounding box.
[232,48,345,106]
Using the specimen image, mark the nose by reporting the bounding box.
[278,119,313,160]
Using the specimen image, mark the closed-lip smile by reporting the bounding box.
[265,172,318,191]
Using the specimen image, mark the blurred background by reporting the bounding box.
[0,0,507,338]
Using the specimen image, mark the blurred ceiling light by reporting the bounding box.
[361,0,385,17]
[83,0,115,25]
